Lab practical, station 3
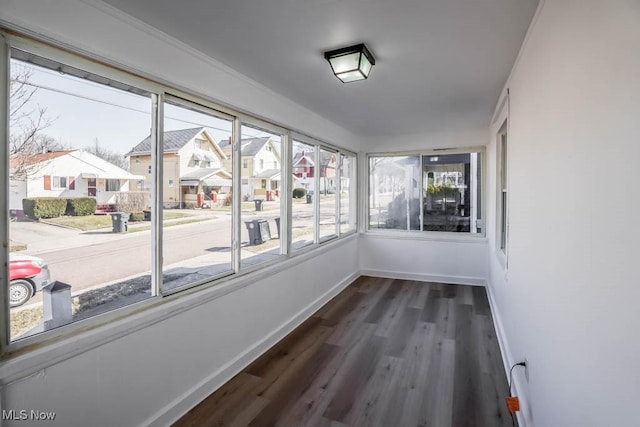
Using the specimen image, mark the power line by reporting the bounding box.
[13,79,270,139]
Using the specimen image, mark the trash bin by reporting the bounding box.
[254,199,264,211]
[110,212,130,233]
[245,219,271,245]
[306,194,312,204]
[245,220,262,245]
[274,217,280,239]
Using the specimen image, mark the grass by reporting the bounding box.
[43,211,194,231]
[10,306,44,339]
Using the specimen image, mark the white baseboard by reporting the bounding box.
[147,270,360,427]
[360,268,487,287]
[485,282,527,427]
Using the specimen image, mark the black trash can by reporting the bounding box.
[274,217,280,239]
[306,194,312,204]
[110,212,130,233]
[254,199,264,211]
[245,220,263,245]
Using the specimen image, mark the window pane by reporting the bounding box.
[369,156,420,230]
[240,125,282,268]
[340,154,356,234]
[319,148,338,240]
[158,100,233,292]
[8,50,152,341]
[292,140,315,250]
[422,152,482,233]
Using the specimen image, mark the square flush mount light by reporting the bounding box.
[324,43,375,83]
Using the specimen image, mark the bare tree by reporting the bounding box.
[9,64,64,179]
[85,138,127,170]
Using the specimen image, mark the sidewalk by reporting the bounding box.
[10,210,229,255]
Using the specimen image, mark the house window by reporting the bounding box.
[340,153,357,234]
[6,46,153,343]
[206,161,211,168]
[162,98,234,293]
[52,176,67,189]
[368,151,483,233]
[273,161,277,169]
[292,140,316,250]
[497,120,508,252]
[105,179,121,192]
[241,124,282,269]
[368,155,421,230]
[423,152,482,233]
[2,37,358,352]
[319,147,338,241]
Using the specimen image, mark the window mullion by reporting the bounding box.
[151,93,164,297]
[232,118,242,273]
[0,35,10,351]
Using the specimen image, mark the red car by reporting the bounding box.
[9,254,51,308]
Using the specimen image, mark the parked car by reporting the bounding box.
[8,254,51,308]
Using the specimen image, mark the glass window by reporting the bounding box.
[291,140,316,250]
[422,152,482,233]
[369,156,421,230]
[498,121,508,251]
[340,153,356,234]
[105,179,120,192]
[161,99,233,293]
[240,124,282,269]
[7,49,152,341]
[319,148,338,240]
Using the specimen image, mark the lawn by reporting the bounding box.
[44,211,194,231]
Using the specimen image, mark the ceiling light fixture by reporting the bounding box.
[324,43,375,83]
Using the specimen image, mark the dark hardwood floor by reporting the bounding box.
[174,276,514,427]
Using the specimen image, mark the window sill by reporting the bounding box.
[364,229,488,244]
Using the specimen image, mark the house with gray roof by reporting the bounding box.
[219,136,288,201]
[127,127,231,208]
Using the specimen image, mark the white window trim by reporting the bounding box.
[492,90,510,269]
[366,147,486,238]
[0,31,359,357]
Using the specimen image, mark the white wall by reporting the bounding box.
[360,234,488,285]
[486,1,640,426]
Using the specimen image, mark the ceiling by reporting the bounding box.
[101,0,538,139]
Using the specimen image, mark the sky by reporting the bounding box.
[10,57,275,157]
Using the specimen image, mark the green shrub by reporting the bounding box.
[23,198,68,220]
[128,211,145,222]
[66,197,97,216]
[293,188,307,198]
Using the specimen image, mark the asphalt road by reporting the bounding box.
[17,199,339,307]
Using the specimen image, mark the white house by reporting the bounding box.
[9,149,143,213]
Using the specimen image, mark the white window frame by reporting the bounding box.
[0,31,358,357]
[366,147,486,239]
[52,175,67,190]
[491,90,509,268]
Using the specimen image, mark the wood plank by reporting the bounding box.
[174,277,513,427]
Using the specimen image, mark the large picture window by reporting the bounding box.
[7,48,153,341]
[1,36,357,351]
[368,151,483,233]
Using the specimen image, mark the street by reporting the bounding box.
[10,196,344,308]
